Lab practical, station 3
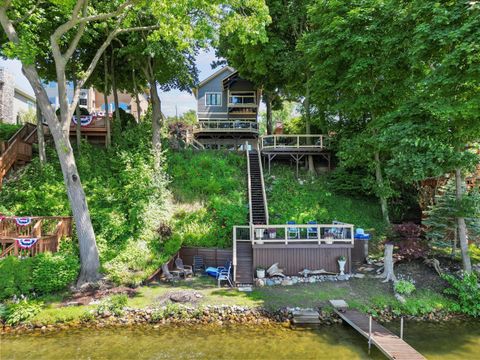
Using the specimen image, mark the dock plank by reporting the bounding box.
[330,301,425,360]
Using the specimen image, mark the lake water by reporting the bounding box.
[1,321,479,359]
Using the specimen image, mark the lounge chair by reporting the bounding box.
[217,262,233,287]
[174,257,193,277]
[287,221,300,239]
[332,220,346,239]
[307,220,318,239]
[206,261,231,279]
[193,255,205,274]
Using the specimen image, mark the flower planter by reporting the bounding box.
[338,260,346,276]
[268,230,276,239]
[256,269,265,279]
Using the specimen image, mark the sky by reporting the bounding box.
[0,49,218,117]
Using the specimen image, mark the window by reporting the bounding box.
[48,97,56,105]
[205,92,222,106]
[79,98,87,106]
[229,92,255,105]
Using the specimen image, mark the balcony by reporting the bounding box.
[193,120,259,134]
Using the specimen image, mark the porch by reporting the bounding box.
[193,120,259,135]
[233,223,354,284]
[0,216,72,258]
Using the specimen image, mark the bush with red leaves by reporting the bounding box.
[389,222,428,260]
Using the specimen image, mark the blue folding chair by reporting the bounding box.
[307,220,318,239]
[287,221,300,239]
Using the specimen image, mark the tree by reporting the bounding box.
[406,0,480,272]
[0,0,159,285]
[302,0,413,222]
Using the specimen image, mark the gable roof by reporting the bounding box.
[192,66,235,98]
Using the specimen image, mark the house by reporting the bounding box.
[0,68,36,124]
[192,66,261,148]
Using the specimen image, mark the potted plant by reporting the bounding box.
[256,266,266,279]
[337,256,347,276]
[255,228,265,244]
[325,233,334,245]
[267,228,276,239]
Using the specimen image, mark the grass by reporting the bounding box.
[166,150,248,248]
[0,123,21,141]
[28,276,454,325]
[266,163,388,248]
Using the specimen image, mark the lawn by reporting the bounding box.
[30,271,453,325]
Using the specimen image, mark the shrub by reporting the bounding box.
[4,300,43,325]
[442,272,480,317]
[394,279,416,296]
[389,222,427,260]
[0,123,21,141]
[32,252,80,294]
[0,257,34,300]
[96,294,128,316]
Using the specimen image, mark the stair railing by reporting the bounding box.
[255,143,269,225]
[245,141,253,226]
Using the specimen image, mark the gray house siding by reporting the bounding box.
[197,68,234,120]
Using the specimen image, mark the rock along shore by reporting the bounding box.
[1,303,464,335]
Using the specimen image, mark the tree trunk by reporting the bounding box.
[265,93,273,135]
[455,168,472,273]
[374,151,390,224]
[20,65,101,285]
[103,53,111,148]
[111,48,121,128]
[149,78,163,154]
[381,243,396,283]
[35,104,46,165]
[132,69,141,123]
[73,79,82,153]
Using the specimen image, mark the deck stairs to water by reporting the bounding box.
[248,149,268,225]
[330,300,426,360]
[0,123,37,188]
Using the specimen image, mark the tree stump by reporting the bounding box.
[380,243,396,283]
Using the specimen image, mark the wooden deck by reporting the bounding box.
[0,216,72,258]
[331,301,426,360]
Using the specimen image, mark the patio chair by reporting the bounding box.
[307,220,318,239]
[287,221,300,239]
[217,262,233,287]
[206,260,231,279]
[332,220,346,239]
[174,257,193,278]
[193,255,205,274]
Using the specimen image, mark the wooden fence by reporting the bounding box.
[178,246,233,268]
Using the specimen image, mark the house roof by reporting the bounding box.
[192,66,235,98]
[14,87,36,103]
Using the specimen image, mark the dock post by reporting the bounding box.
[368,315,372,354]
[400,317,404,340]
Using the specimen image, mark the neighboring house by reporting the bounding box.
[43,81,148,119]
[0,68,36,124]
[192,66,261,147]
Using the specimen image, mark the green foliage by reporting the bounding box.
[96,294,128,316]
[31,252,80,294]
[394,280,416,296]
[443,272,480,317]
[0,248,79,300]
[0,123,21,141]
[0,256,34,300]
[424,180,480,249]
[266,164,386,236]
[0,121,171,286]
[4,300,43,326]
[166,150,248,248]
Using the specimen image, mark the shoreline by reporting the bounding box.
[1,304,469,335]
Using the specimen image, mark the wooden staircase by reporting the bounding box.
[247,147,269,225]
[0,123,37,188]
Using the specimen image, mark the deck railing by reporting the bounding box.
[193,121,259,133]
[250,223,354,245]
[261,135,328,150]
[0,216,72,258]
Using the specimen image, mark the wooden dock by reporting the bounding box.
[330,300,426,360]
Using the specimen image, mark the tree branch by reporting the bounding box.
[12,0,42,24]
[64,0,88,61]
[68,23,159,119]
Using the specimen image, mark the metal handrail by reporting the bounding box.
[255,142,269,224]
[245,141,253,226]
